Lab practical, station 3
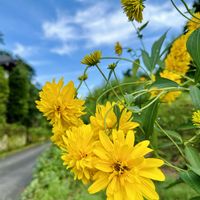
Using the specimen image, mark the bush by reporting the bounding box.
[27,127,50,143]
[0,66,9,123]
[21,145,105,200]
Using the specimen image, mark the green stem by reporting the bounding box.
[184,132,200,145]
[155,121,186,160]
[96,81,148,104]
[101,56,151,78]
[152,145,186,172]
[171,0,199,23]
[76,66,89,92]
[113,69,124,98]
[180,0,200,21]
[132,21,146,51]
[138,92,164,112]
[84,81,92,96]
[95,64,122,103]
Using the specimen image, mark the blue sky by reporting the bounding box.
[0,0,192,96]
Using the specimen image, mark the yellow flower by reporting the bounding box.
[192,110,200,127]
[160,70,182,103]
[115,42,123,56]
[61,125,97,184]
[88,130,165,200]
[121,0,144,23]
[150,70,182,103]
[81,50,102,67]
[187,12,200,33]
[36,78,85,129]
[165,34,191,76]
[90,101,139,136]
[51,124,67,149]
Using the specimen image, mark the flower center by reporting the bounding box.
[113,161,129,175]
[56,105,61,112]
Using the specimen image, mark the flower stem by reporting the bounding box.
[95,64,122,103]
[155,121,186,160]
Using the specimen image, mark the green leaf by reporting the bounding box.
[138,21,149,31]
[142,100,159,139]
[124,94,134,106]
[165,130,183,143]
[165,178,183,189]
[195,68,200,83]
[150,77,179,89]
[189,167,200,177]
[132,59,140,78]
[142,50,151,72]
[185,145,200,169]
[180,170,200,194]
[190,197,200,200]
[189,86,200,109]
[150,31,167,71]
[187,28,200,69]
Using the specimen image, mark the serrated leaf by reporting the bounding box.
[151,77,179,89]
[151,31,167,72]
[180,170,200,194]
[189,86,200,109]
[187,28,200,69]
[132,59,140,78]
[185,145,200,170]
[142,100,159,139]
[142,50,151,72]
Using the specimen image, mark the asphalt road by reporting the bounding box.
[0,143,50,200]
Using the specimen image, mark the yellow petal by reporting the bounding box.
[142,158,164,168]
[139,178,159,200]
[99,131,113,152]
[125,131,135,147]
[88,174,110,194]
[95,162,113,172]
[139,168,165,181]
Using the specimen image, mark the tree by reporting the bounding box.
[6,61,30,123]
[0,66,9,123]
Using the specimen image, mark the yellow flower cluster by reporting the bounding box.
[36,79,165,200]
[165,34,190,76]
[192,110,200,127]
[187,12,200,33]
[155,13,200,103]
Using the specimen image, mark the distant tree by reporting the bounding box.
[0,66,9,123]
[0,32,4,45]
[6,61,30,123]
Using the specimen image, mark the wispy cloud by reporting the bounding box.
[42,1,191,55]
[51,44,77,55]
[13,43,36,58]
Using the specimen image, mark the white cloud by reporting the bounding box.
[13,43,35,58]
[143,2,189,30]
[42,1,192,54]
[51,44,77,55]
[42,15,77,41]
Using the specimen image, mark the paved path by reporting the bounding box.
[0,143,49,200]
